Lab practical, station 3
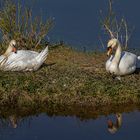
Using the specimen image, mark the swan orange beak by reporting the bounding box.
[12,47,17,53]
[107,47,112,56]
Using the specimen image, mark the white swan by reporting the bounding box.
[0,40,48,71]
[106,38,140,76]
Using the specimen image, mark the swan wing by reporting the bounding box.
[7,50,38,61]
[2,50,39,71]
[2,47,48,71]
[119,51,137,74]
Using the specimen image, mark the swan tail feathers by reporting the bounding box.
[138,56,140,60]
[137,56,140,68]
[36,45,49,63]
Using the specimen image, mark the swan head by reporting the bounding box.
[4,40,17,56]
[9,40,17,53]
[107,38,119,56]
[9,40,16,47]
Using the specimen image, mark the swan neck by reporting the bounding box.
[3,44,12,57]
[113,42,122,64]
[117,116,122,127]
[116,114,122,128]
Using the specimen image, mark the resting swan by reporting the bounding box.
[106,38,140,76]
[0,40,48,71]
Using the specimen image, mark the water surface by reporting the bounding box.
[0,110,140,140]
[16,0,140,50]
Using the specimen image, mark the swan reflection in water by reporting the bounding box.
[0,115,21,129]
[0,113,122,131]
[107,113,122,134]
[8,113,122,131]
[9,115,19,128]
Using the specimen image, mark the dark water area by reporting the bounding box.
[0,107,140,140]
[14,0,140,51]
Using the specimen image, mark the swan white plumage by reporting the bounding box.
[0,40,48,71]
[106,38,140,75]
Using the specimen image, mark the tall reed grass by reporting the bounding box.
[0,0,53,53]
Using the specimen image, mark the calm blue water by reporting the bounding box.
[0,111,140,140]
[14,0,140,50]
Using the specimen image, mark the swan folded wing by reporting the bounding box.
[0,56,6,64]
[0,56,8,70]
[119,52,137,74]
[1,51,39,71]
[4,57,36,71]
[5,51,37,64]
[9,51,38,60]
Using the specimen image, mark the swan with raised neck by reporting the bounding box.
[106,38,140,75]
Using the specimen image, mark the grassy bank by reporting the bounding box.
[0,45,140,108]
